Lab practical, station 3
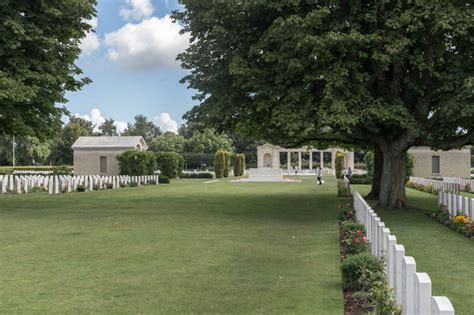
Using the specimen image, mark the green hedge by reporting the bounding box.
[233,153,245,177]
[180,172,213,179]
[214,150,226,178]
[118,150,157,176]
[341,253,382,291]
[0,165,73,175]
[156,152,183,178]
[335,152,345,179]
[349,174,373,185]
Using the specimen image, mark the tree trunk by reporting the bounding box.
[365,145,383,200]
[378,148,409,209]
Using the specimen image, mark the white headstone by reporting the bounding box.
[414,272,432,315]
[431,296,454,315]
[402,256,416,315]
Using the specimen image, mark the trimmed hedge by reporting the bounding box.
[349,174,372,185]
[180,172,213,179]
[335,152,345,179]
[159,175,170,184]
[214,150,226,178]
[0,165,73,175]
[233,153,245,177]
[156,152,183,178]
[118,150,157,176]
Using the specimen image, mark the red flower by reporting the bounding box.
[354,237,359,243]
[362,236,367,241]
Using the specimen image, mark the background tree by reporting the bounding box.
[149,132,185,153]
[49,117,94,165]
[175,1,474,208]
[123,115,161,143]
[0,0,96,139]
[98,119,118,136]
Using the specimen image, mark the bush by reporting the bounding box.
[233,153,246,177]
[77,184,86,192]
[349,174,372,185]
[159,175,170,184]
[223,151,231,177]
[214,150,226,178]
[93,184,100,191]
[180,172,214,179]
[341,222,366,239]
[106,183,113,189]
[118,150,157,176]
[156,152,183,178]
[341,253,382,291]
[130,182,138,187]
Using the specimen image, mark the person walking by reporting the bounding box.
[316,167,323,185]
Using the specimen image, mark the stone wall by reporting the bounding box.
[73,149,125,175]
[408,147,471,178]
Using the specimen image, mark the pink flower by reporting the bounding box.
[354,237,359,243]
[362,236,367,241]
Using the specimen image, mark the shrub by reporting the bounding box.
[341,222,366,239]
[30,187,45,193]
[77,184,86,192]
[93,184,100,191]
[343,231,370,256]
[214,150,226,178]
[233,153,246,177]
[159,175,170,184]
[349,174,372,185]
[106,183,113,189]
[156,152,183,178]
[52,165,73,175]
[335,152,345,179]
[130,182,138,187]
[118,149,157,176]
[180,172,214,179]
[341,253,382,291]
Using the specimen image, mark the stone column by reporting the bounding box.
[320,151,324,168]
[287,152,291,172]
[309,152,313,170]
[298,151,302,170]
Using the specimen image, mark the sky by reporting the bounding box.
[65,0,194,134]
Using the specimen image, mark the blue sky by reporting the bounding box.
[65,0,195,133]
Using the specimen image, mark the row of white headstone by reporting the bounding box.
[409,176,461,194]
[443,177,474,192]
[438,191,474,218]
[0,174,159,195]
[353,192,454,315]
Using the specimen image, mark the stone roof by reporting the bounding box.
[72,136,148,150]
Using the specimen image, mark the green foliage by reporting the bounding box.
[158,175,170,184]
[341,222,366,239]
[117,150,157,176]
[180,172,213,179]
[214,150,226,178]
[223,151,231,177]
[0,1,96,139]
[184,129,233,155]
[49,117,94,165]
[340,253,382,291]
[149,132,185,154]
[122,115,161,143]
[233,153,245,177]
[0,165,73,175]
[98,119,118,136]
[349,175,372,185]
[76,185,86,193]
[335,153,345,179]
[406,153,415,179]
[156,152,182,179]
[364,152,374,178]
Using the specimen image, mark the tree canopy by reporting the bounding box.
[174,1,473,208]
[0,0,97,139]
[123,115,162,143]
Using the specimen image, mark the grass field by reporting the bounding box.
[354,185,474,314]
[0,177,344,314]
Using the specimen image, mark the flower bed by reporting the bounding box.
[338,204,399,314]
[430,207,473,239]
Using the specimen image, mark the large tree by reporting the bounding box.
[149,131,186,153]
[123,115,162,143]
[49,117,94,165]
[174,1,473,208]
[98,119,119,136]
[0,0,96,139]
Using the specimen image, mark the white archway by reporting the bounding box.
[263,153,272,167]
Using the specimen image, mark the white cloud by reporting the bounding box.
[104,15,189,70]
[154,112,178,133]
[79,17,100,55]
[75,108,128,134]
[120,0,154,22]
[113,121,128,134]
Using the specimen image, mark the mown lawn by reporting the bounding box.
[0,177,343,314]
[354,185,474,315]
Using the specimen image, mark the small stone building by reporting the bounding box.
[408,146,471,178]
[72,136,148,175]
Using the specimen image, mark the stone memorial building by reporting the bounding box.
[408,146,471,178]
[72,136,148,175]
